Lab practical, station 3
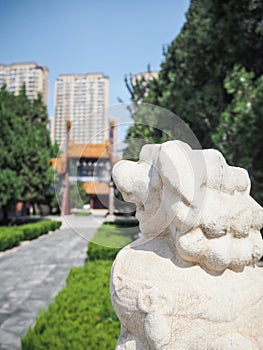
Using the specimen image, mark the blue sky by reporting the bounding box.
[0,0,190,118]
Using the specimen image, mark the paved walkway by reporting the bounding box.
[0,214,105,350]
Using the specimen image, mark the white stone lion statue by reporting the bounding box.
[111,140,263,350]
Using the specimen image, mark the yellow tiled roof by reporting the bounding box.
[51,141,113,173]
[67,141,110,158]
[83,182,110,195]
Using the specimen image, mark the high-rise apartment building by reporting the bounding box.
[0,62,49,104]
[54,73,109,147]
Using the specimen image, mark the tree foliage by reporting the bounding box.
[0,86,56,222]
[125,0,263,203]
[70,182,89,209]
[148,0,263,146]
[212,65,263,203]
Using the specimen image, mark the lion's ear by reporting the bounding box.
[202,149,251,194]
[158,141,204,205]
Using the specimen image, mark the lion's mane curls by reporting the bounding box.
[156,141,263,273]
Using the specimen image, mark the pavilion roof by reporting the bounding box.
[67,141,110,158]
[83,182,110,195]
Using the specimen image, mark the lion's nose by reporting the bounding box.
[113,160,150,205]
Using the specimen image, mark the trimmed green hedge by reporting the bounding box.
[87,242,120,261]
[0,228,24,251]
[21,221,138,350]
[0,220,62,251]
[21,221,61,241]
[21,261,120,350]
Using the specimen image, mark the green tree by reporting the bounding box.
[20,90,55,207]
[123,105,174,160]
[125,0,263,147]
[0,86,56,223]
[212,65,263,203]
[124,0,263,203]
[156,0,262,146]
[70,182,89,209]
[0,87,26,222]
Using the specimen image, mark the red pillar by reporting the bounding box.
[61,120,71,216]
[108,120,115,216]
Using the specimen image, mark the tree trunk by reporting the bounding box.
[32,203,36,215]
[21,202,27,216]
[1,205,9,225]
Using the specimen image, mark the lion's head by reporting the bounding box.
[113,141,263,273]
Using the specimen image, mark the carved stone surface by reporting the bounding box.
[111,141,263,350]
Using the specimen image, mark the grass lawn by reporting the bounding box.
[91,221,139,248]
[72,211,92,216]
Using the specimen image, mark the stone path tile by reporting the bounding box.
[0,214,104,350]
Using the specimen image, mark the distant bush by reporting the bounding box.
[21,220,61,241]
[0,220,62,251]
[104,218,138,227]
[21,221,138,350]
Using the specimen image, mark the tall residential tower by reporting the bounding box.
[54,73,109,147]
[0,62,49,104]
